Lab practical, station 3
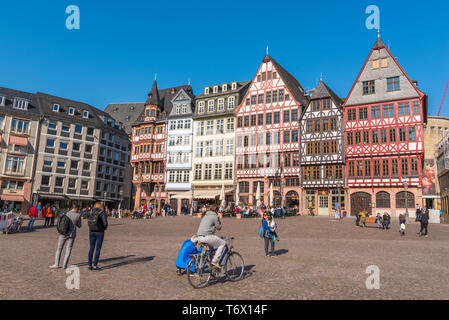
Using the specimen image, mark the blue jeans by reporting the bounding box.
[28,218,36,231]
[88,232,104,267]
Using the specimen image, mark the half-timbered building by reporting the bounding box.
[344,37,428,218]
[131,80,192,211]
[235,54,309,208]
[300,80,345,216]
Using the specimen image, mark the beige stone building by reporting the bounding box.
[423,116,449,210]
[0,88,41,214]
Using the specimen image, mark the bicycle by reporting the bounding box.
[186,236,244,289]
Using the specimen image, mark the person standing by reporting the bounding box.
[419,206,429,237]
[37,202,42,218]
[49,204,82,269]
[28,205,39,231]
[87,202,108,270]
[415,204,423,223]
[261,212,276,257]
[42,204,50,227]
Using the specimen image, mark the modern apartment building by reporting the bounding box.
[0,88,41,214]
[191,81,249,204]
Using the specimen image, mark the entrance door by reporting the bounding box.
[318,195,329,216]
[350,192,372,216]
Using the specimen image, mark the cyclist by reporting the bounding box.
[195,204,226,268]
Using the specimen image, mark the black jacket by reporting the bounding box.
[87,208,108,233]
[421,209,429,224]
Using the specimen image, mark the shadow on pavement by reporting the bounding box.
[76,255,136,267]
[274,249,288,256]
[101,256,155,270]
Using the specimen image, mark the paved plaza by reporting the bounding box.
[1,215,448,300]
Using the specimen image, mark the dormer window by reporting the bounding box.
[68,107,75,115]
[231,82,237,90]
[83,110,89,119]
[222,84,227,92]
[145,108,150,117]
[204,87,210,95]
[0,96,5,106]
[104,116,108,124]
[52,104,60,112]
[13,99,29,110]
[213,86,218,94]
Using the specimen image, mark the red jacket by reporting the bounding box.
[29,206,38,218]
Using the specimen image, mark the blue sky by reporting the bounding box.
[1,0,448,115]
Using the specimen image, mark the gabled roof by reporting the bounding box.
[133,84,193,126]
[265,55,310,107]
[0,87,41,119]
[301,80,343,119]
[147,80,161,106]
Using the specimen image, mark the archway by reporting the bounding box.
[286,190,299,208]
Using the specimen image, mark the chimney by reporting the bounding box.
[412,80,418,87]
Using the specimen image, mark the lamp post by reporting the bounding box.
[103,192,107,211]
[191,183,194,216]
[119,189,124,218]
[404,180,409,223]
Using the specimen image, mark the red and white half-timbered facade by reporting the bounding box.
[344,38,428,218]
[235,54,309,208]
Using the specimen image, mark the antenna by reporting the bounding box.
[155,73,157,81]
[320,73,323,81]
[266,45,269,55]
[188,78,191,86]
[377,28,380,38]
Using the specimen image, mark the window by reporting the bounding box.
[347,132,353,146]
[57,161,66,169]
[409,127,416,141]
[81,180,89,190]
[283,110,290,123]
[72,142,81,152]
[413,101,420,115]
[251,95,256,104]
[5,156,25,174]
[266,113,272,125]
[206,121,214,134]
[266,132,271,145]
[291,130,298,142]
[355,132,361,145]
[46,138,55,148]
[363,131,369,145]
[87,127,94,136]
[244,116,249,127]
[365,160,371,177]
[387,77,400,92]
[363,80,375,95]
[279,90,284,102]
[228,96,235,109]
[55,177,64,187]
[348,162,355,177]
[273,112,280,124]
[226,118,234,132]
[322,98,331,110]
[383,104,394,118]
[198,101,205,113]
[389,128,396,143]
[70,160,79,170]
[239,181,249,193]
[359,107,368,120]
[399,128,407,142]
[372,60,379,69]
[194,164,202,180]
[11,119,30,134]
[391,159,398,177]
[373,160,380,177]
[13,99,28,110]
[396,191,415,209]
[218,99,224,111]
[380,129,387,143]
[411,158,419,176]
[0,96,4,107]
[371,105,381,119]
[74,124,82,134]
[208,100,214,112]
[372,130,379,144]
[214,163,222,180]
[382,159,389,177]
[215,140,223,156]
[59,142,68,150]
[284,131,290,143]
[401,158,409,176]
[258,94,264,104]
[348,109,357,121]
[204,164,212,180]
[204,87,209,94]
[68,178,77,189]
[213,86,218,93]
[222,84,227,92]
[398,103,410,116]
[83,111,89,118]
[205,141,213,157]
[53,104,60,112]
[291,109,298,122]
[376,192,391,208]
[225,139,233,155]
[272,91,278,103]
[85,144,93,153]
[250,115,256,127]
[41,176,50,186]
[312,100,320,111]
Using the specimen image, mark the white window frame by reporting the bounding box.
[204,87,210,95]
[213,86,218,93]
[13,99,29,110]
[218,98,224,111]
[198,101,205,113]
[0,96,5,106]
[222,84,227,92]
[53,104,60,112]
[68,107,75,115]
[208,100,214,112]
[83,110,89,119]
[228,96,235,110]
[231,82,237,90]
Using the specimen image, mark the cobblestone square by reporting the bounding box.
[1,215,448,300]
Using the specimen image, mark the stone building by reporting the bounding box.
[0,88,41,214]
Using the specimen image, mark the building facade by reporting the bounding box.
[165,87,195,213]
[422,116,449,211]
[191,81,249,206]
[131,81,192,211]
[437,129,449,221]
[344,38,427,218]
[0,88,41,214]
[33,92,129,209]
[300,81,345,216]
[235,54,309,208]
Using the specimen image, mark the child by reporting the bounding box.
[399,214,406,236]
[268,214,280,241]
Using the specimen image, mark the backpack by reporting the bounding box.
[57,213,71,236]
[258,225,264,238]
[88,210,102,230]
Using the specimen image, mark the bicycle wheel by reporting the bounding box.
[224,251,244,281]
[187,255,212,289]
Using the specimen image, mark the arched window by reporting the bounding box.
[396,191,415,208]
[376,191,391,208]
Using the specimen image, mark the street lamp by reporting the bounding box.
[404,180,409,223]
[103,192,107,211]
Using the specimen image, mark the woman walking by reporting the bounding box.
[261,212,276,257]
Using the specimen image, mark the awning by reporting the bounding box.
[1,194,25,202]
[9,135,28,146]
[37,194,68,200]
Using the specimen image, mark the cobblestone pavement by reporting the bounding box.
[1,215,448,300]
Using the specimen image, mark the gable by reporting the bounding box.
[345,44,421,106]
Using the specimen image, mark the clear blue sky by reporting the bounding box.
[1,0,448,115]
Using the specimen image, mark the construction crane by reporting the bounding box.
[438,77,449,116]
